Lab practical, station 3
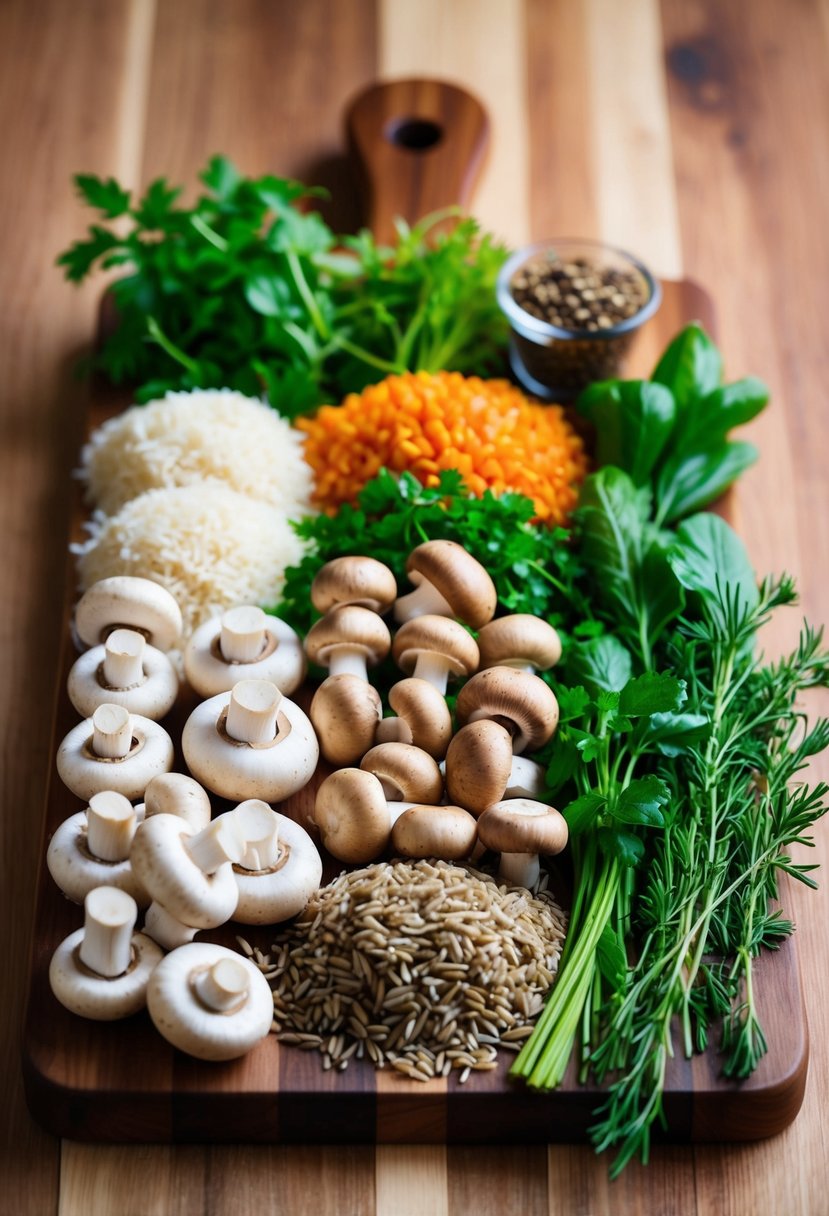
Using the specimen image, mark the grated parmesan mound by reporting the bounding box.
[75,484,307,639]
[80,389,314,517]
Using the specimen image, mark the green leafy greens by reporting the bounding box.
[58,156,509,417]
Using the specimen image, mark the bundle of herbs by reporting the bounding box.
[57,156,508,417]
[511,325,829,1174]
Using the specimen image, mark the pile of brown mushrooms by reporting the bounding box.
[308,541,569,885]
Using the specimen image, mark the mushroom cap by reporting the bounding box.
[391,805,478,861]
[56,712,175,801]
[403,540,497,628]
[49,924,162,1020]
[184,610,306,698]
[311,556,397,615]
[360,742,443,804]
[74,576,182,651]
[147,942,274,1061]
[181,688,319,802]
[310,674,382,766]
[314,769,391,863]
[47,809,149,907]
[67,636,179,719]
[455,666,559,754]
[477,798,569,856]
[392,615,479,679]
[444,720,514,816]
[477,614,562,672]
[141,772,212,831]
[375,678,453,760]
[130,813,239,928]
[304,604,391,668]
[233,812,323,925]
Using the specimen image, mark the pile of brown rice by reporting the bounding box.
[246,859,567,1083]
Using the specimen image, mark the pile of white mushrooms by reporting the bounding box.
[49,575,321,1060]
[47,543,569,1063]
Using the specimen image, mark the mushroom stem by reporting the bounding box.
[220,606,268,663]
[232,800,280,870]
[92,704,133,759]
[499,851,541,890]
[185,816,245,874]
[102,628,146,688]
[504,755,546,800]
[394,579,454,623]
[144,900,199,950]
[79,886,137,978]
[374,717,411,746]
[326,647,370,680]
[225,679,281,745]
[410,653,451,694]
[192,957,250,1012]
[86,791,137,861]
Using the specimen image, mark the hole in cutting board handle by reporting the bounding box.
[385,117,444,151]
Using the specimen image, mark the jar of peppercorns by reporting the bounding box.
[496,239,661,400]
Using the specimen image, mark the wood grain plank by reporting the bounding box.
[661,1,829,1210]
[0,1,151,1213]
[376,1146,448,1216]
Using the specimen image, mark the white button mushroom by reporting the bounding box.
[74,576,182,652]
[182,679,319,802]
[49,886,163,1020]
[146,942,274,1061]
[47,790,148,906]
[229,800,323,925]
[394,540,497,627]
[67,627,179,719]
[138,772,213,832]
[476,798,569,889]
[56,703,175,800]
[184,606,306,697]
[131,812,244,950]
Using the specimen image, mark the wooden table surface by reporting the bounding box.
[2,1,828,1212]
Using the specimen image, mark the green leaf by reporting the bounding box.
[56,226,123,282]
[555,685,592,723]
[668,513,759,614]
[651,322,722,409]
[74,174,131,217]
[613,776,670,827]
[200,155,242,199]
[675,377,768,450]
[638,711,710,756]
[576,467,650,619]
[601,828,644,867]
[576,380,676,486]
[655,441,758,524]
[133,178,182,228]
[567,635,633,695]
[596,922,628,988]
[244,273,294,317]
[619,672,687,717]
[544,734,580,795]
[562,791,607,835]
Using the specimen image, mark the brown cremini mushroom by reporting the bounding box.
[444,720,547,815]
[313,768,403,863]
[304,604,391,681]
[360,742,443,805]
[394,540,497,628]
[391,805,478,861]
[476,798,568,889]
[310,674,382,766]
[374,677,453,760]
[477,614,562,673]
[392,615,479,694]
[455,666,559,754]
[311,556,397,615]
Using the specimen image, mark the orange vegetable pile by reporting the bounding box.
[297,371,589,525]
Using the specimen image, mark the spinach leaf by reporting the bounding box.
[652,322,722,408]
[576,380,676,486]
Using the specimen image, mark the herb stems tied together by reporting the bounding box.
[512,324,829,1176]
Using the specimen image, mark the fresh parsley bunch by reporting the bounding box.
[57,156,509,417]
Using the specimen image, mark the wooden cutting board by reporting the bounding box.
[21,81,809,1146]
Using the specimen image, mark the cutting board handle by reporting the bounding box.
[345,78,489,241]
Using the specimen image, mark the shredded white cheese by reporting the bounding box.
[75,485,307,639]
[80,389,313,518]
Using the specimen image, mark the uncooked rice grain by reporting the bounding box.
[253,859,567,1084]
